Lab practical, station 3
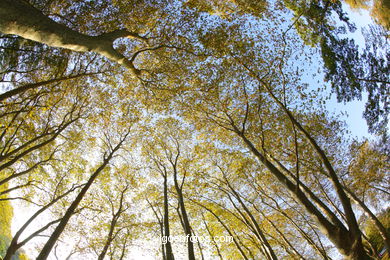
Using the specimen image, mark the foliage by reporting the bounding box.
[0,185,13,240]
[0,0,388,259]
[363,208,390,252]
[284,0,389,134]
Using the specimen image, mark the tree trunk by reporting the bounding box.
[231,125,371,259]
[3,184,82,260]
[3,241,18,260]
[240,63,365,255]
[172,165,195,260]
[163,176,175,260]
[201,212,224,260]
[0,0,143,75]
[36,136,126,260]
[223,176,277,260]
[191,199,249,260]
[0,72,99,102]
[98,187,127,260]
[344,186,390,251]
[344,238,371,260]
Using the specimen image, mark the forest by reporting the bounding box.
[0,0,389,259]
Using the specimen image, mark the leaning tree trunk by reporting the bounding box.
[0,72,99,102]
[0,0,144,75]
[231,125,371,260]
[36,134,127,260]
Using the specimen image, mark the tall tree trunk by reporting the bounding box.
[222,175,277,260]
[239,64,369,259]
[147,197,166,260]
[0,0,144,75]
[163,175,175,260]
[190,199,249,260]
[36,135,127,260]
[98,186,128,260]
[3,184,82,260]
[172,163,195,260]
[201,211,224,260]
[230,123,370,259]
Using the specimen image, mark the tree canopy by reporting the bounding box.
[0,0,389,259]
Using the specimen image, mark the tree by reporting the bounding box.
[0,0,388,259]
[144,143,176,260]
[97,181,131,260]
[0,172,13,259]
[176,38,377,257]
[0,0,146,75]
[363,208,390,257]
[142,118,197,260]
[36,130,130,259]
[283,0,389,133]
[2,182,84,260]
[344,0,390,30]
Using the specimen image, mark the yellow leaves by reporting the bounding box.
[344,0,370,10]
[0,179,14,239]
[349,140,388,181]
[184,0,268,18]
[18,252,30,260]
[363,208,389,251]
[184,0,215,14]
[370,0,390,30]
[347,140,389,206]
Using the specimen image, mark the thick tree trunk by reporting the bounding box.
[0,0,143,75]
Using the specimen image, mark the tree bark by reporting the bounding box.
[0,0,144,75]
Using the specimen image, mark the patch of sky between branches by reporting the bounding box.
[329,3,377,139]
[303,3,375,140]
